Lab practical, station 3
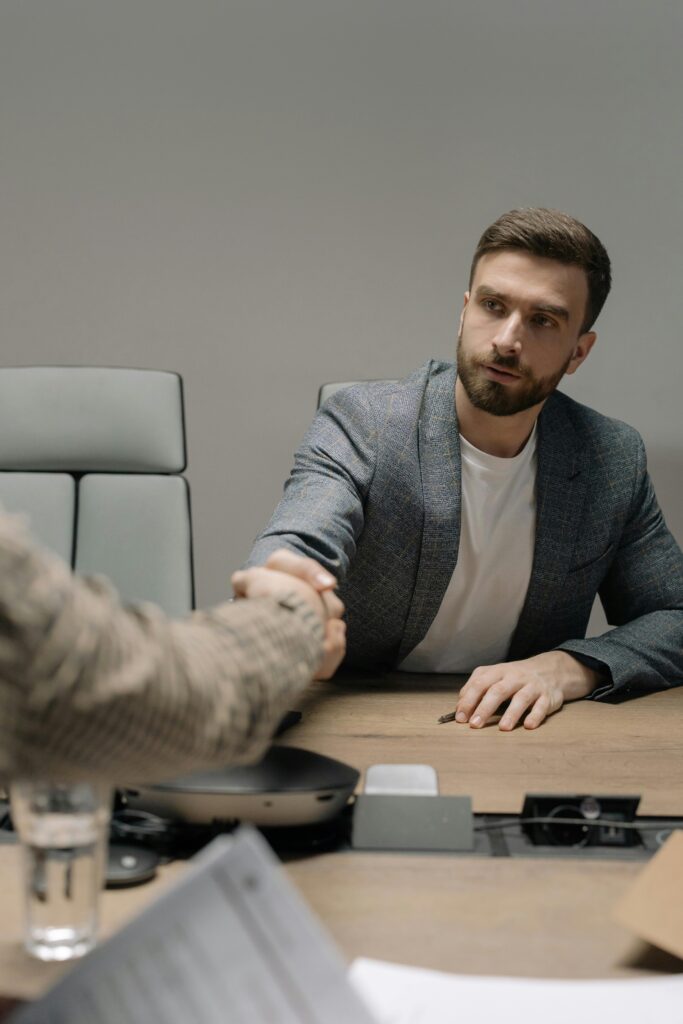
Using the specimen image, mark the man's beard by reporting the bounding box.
[456,332,571,417]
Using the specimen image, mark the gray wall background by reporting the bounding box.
[1,0,681,616]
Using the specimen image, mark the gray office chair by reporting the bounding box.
[317,379,398,409]
[0,366,194,616]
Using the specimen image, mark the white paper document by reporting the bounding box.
[349,958,683,1024]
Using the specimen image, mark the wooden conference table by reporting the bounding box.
[1,673,682,1004]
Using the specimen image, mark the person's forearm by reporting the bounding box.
[0,513,323,783]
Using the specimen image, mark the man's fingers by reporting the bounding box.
[320,588,345,620]
[467,680,522,728]
[324,618,346,646]
[314,619,347,680]
[265,549,337,591]
[231,570,247,596]
[454,667,499,722]
[498,689,540,731]
[524,692,565,733]
[456,672,510,724]
[522,699,547,730]
[231,567,268,599]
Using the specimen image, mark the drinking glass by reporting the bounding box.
[9,781,111,961]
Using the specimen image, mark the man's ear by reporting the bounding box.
[565,331,597,375]
[458,291,470,334]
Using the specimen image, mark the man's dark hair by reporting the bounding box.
[469,208,611,333]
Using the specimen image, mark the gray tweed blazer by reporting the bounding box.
[249,360,683,698]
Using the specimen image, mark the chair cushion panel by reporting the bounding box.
[75,475,193,616]
[0,368,185,472]
[0,473,75,563]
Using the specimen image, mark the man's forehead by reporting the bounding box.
[472,250,589,316]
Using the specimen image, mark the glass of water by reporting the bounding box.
[9,780,112,961]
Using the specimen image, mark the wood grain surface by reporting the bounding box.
[285,673,683,816]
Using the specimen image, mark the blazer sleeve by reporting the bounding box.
[557,436,683,698]
[246,385,378,580]
[0,513,323,784]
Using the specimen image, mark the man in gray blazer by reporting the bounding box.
[249,208,683,731]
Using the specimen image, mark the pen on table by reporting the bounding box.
[438,710,457,724]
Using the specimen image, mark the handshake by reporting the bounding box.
[231,549,346,680]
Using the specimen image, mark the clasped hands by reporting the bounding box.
[231,549,346,680]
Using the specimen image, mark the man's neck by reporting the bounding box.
[454,378,543,458]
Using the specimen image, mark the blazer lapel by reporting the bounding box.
[508,393,588,659]
[397,364,461,661]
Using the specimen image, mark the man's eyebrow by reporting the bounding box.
[474,285,570,322]
[533,302,570,322]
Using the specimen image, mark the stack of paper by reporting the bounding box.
[349,958,683,1024]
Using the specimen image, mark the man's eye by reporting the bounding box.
[482,299,502,313]
[533,315,556,328]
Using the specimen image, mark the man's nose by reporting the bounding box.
[493,314,523,356]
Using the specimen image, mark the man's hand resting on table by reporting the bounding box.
[454,651,602,731]
[232,549,346,680]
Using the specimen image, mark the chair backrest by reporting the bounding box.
[0,367,194,616]
[317,380,398,409]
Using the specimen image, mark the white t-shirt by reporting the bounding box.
[399,426,537,673]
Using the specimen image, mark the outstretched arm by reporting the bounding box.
[246,385,377,579]
[0,514,333,784]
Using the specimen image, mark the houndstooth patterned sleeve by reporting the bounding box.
[0,512,324,784]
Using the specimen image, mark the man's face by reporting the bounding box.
[457,249,596,417]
